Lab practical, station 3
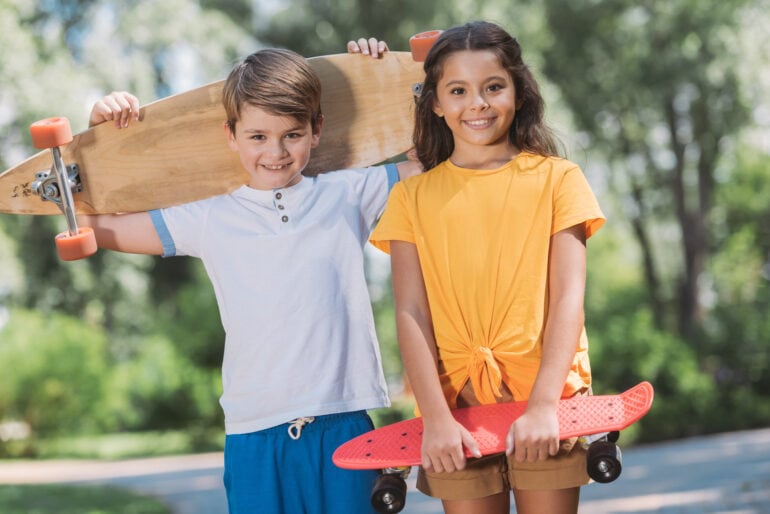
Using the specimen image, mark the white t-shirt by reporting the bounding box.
[150,165,398,434]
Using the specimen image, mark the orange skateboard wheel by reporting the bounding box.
[409,30,442,62]
[55,226,97,261]
[30,117,73,149]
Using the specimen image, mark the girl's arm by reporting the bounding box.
[391,240,480,473]
[505,223,587,462]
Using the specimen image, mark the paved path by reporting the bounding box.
[1,429,768,513]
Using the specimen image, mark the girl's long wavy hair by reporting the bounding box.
[414,21,560,170]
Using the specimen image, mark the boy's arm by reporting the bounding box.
[395,149,424,180]
[78,212,163,255]
[81,92,162,255]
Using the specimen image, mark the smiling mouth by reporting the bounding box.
[261,163,291,171]
[463,118,495,129]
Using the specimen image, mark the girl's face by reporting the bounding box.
[226,104,321,190]
[432,49,519,168]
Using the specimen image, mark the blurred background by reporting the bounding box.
[0,0,768,486]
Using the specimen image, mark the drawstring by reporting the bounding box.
[287,417,315,440]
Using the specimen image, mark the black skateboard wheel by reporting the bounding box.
[371,472,407,513]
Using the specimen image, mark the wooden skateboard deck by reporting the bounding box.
[333,381,654,470]
[0,51,423,216]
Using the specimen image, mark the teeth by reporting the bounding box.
[465,119,491,127]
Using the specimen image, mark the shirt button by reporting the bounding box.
[281,215,289,223]
[275,192,282,200]
[277,204,285,210]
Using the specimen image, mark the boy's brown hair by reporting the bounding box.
[223,49,322,133]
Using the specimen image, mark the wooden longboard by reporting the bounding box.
[333,382,654,470]
[0,52,423,216]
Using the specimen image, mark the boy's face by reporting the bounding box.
[226,104,321,190]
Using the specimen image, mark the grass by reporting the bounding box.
[35,429,224,460]
[0,484,171,514]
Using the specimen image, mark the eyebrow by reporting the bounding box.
[242,125,305,134]
[443,75,509,87]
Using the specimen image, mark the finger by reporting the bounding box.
[368,37,379,58]
[125,93,141,121]
[549,439,560,457]
[439,453,457,473]
[505,429,515,456]
[346,40,360,54]
[461,431,482,459]
[514,442,528,463]
[114,92,136,128]
[357,38,369,55]
[379,40,389,54]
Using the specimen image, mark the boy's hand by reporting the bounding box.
[347,37,389,58]
[89,91,140,128]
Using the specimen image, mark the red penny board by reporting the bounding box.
[333,382,653,470]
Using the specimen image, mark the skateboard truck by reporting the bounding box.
[29,117,97,261]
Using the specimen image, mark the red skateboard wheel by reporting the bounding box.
[55,226,97,261]
[30,117,73,149]
[409,30,442,62]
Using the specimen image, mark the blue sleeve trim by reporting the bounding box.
[149,209,176,257]
[385,163,399,192]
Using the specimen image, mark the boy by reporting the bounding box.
[81,40,419,514]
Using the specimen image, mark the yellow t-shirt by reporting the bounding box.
[370,152,605,407]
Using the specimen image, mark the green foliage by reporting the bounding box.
[150,261,224,370]
[590,307,717,441]
[0,0,768,452]
[0,309,109,438]
[104,335,222,432]
[0,484,170,514]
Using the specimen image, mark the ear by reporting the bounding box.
[310,114,324,149]
[432,100,444,118]
[223,121,238,151]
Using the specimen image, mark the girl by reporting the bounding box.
[370,21,605,514]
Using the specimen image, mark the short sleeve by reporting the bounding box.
[157,199,212,258]
[552,166,605,239]
[369,181,416,254]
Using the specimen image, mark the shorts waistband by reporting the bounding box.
[230,410,369,437]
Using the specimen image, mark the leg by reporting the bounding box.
[512,487,580,514]
[442,491,510,514]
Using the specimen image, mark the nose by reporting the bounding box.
[471,92,489,110]
[267,139,288,158]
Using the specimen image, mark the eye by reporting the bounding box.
[285,132,304,140]
[249,134,266,141]
[450,87,465,96]
[487,83,505,92]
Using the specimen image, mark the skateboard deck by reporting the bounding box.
[333,381,654,470]
[0,51,423,216]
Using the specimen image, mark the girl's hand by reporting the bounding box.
[505,403,560,462]
[89,91,140,128]
[346,37,389,58]
[421,417,481,473]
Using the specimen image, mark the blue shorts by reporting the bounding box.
[223,411,379,514]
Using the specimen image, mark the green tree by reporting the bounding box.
[540,0,753,339]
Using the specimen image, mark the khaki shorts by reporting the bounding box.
[416,381,591,500]
[416,439,589,500]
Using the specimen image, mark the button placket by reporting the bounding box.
[274,190,289,223]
